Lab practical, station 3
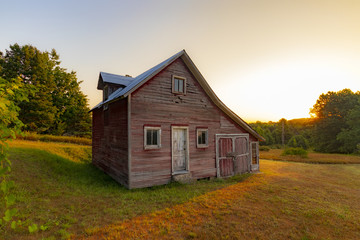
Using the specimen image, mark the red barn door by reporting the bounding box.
[216,134,250,178]
[218,138,233,177]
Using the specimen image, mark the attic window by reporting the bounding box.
[172,75,186,94]
[144,126,161,149]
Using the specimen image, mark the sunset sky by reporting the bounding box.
[1,0,360,122]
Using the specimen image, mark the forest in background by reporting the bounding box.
[250,89,360,154]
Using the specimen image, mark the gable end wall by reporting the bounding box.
[130,58,257,188]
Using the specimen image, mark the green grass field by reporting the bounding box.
[1,140,360,239]
[260,148,360,164]
[2,140,248,240]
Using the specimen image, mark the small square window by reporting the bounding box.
[172,75,186,94]
[144,126,161,149]
[197,128,208,148]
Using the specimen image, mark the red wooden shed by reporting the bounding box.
[91,50,264,189]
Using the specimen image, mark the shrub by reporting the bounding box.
[270,144,283,149]
[287,135,309,150]
[16,132,91,145]
[259,146,270,151]
[282,147,308,158]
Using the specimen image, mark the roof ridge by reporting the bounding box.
[100,71,134,79]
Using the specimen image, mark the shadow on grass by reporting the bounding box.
[10,147,252,193]
[9,147,121,190]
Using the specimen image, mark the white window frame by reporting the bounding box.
[172,75,186,94]
[196,128,208,148]
[144,126,161,149]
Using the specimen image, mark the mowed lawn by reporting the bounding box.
[3,140,360,239]
[260,148,360,164]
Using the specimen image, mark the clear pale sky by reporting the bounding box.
[1,0,360,122]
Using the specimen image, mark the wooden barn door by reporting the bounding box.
[234,136,250,174]
[218,138,234,177]
[172,127,189,173]
[216,134,250,178]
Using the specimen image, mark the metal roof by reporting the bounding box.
[97,72,134,90]
[102,50,184,104]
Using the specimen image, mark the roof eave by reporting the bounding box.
[89,95,127,112]
[97,73,104,90]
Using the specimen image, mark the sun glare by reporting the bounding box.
[213,54,360,122]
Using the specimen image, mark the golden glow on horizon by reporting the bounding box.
[212,52,360,122]
[3,1,359,122]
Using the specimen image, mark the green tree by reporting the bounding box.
[0,44,57,133]
[336,99,360,153]
[51,66,91,137]
[0,77,30,231]
[287,135,309,150]
[0,44,91,136]
[310,89,360,153]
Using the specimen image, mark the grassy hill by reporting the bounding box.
[2,140,360,239]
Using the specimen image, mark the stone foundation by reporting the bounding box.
[172,173,193,184]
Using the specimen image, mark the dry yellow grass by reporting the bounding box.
[77,160,360,240]
[260,148,360,164]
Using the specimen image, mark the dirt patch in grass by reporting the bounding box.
[260,149,360,164]
[77,160,360,240]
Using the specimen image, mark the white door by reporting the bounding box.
[172,127,188,173]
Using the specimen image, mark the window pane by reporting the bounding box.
[146,130,152,145]
[178,79,183,92]
[152,130,158,145]
[197,132,202,144]
[202,131,206,144]
[197,130,207,145]
[174,78,179,92]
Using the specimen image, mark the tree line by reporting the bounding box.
[0,44,91,137]
[250,89,360,154]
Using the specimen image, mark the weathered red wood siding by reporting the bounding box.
[92,98,129,187]
[130,58,256,188]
